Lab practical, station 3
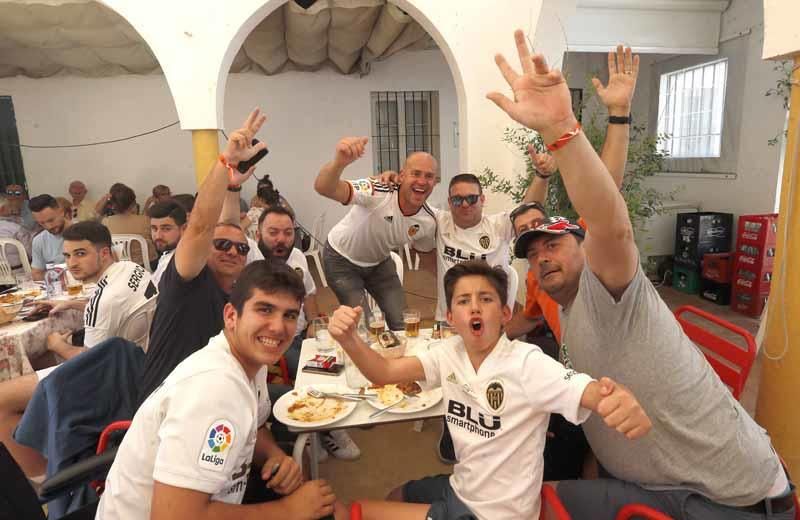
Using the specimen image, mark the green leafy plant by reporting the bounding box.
[765,60,795,146]
[478,84,674,237]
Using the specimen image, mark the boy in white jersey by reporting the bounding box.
[315,137,437,331]
[0,220,157,477]
[328,260,651,520]
[97,261,341,520]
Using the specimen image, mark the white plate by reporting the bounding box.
[273,383,358,428]
[365,385,443,415]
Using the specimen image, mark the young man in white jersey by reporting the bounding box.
[492,29,795,519]
[97,261,341,520]
[314,137,437,331]
[0,220,157,476]
[328,260,651,520]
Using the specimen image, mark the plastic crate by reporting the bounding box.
[733,268,772,293]
[675,212,733,268]
[673,263,700,294]
[731,287,769,318]
[734,244,776,271]
[700,279,731,305]
[702,253,732,283]
[736,214,778,247]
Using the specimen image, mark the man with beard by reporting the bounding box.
[29,194,72,280]
[315,137,437,331]
[0,220,156,476]
[492,29,794,518]
[147,201,188,287]
[254,205,319,380]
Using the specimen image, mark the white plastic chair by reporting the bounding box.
[402,244,420,271]
[304,213,327,287]
[0,238,31,285]
[111,234,151,272]
[366,251,404,314]
[504,265,519,312]
[118,296,157,352]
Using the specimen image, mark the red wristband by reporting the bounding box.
[219,154,237,183]
[545,123,582,152]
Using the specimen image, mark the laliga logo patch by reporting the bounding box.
[485,379,505,413]
[479,235,490,250]
[198,419,235,472]
[354,179,372,194]
[408,224,420,237]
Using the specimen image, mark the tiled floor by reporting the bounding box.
[306,253,765,502]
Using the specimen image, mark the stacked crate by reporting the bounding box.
[700,252,732,304]
[672,212,733,294]
[731,214,778,317]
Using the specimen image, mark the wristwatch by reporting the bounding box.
[608,114,632,125]
[227,185,242,192]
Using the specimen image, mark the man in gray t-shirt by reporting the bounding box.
[29,194,71,280]
[492,29,794,519]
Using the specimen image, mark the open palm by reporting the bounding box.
[487,30,575,133]
[592,45,639,111]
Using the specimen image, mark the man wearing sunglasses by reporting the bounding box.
[138,109,266,406]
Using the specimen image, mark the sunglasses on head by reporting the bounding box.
[449,194,480,206]
[212,238,250,256]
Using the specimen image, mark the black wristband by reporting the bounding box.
[608,114,632,125]
[227,185,242,192]
[534,170,552,180]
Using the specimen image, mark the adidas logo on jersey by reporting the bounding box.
[446,372,458,385]
[384,216,393,223]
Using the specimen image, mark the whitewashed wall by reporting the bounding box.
[4,48,458,237]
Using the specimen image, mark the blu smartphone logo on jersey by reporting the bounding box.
[198,419,235,472]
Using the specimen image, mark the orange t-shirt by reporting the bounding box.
[521,218,586,343]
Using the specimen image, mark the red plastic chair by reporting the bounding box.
[674,305,757,400]
[540,485,571,519]
[350,502,362,520]
[615,504,673,519]
[266,355,291,385]
[90,420,131,496]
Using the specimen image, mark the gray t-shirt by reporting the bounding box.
[559,264,779,506]
[31,231,64,270]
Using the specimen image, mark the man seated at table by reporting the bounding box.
[147,200,188,287]
[97,261,342,520]
[328,260,651,520]
[491,29,795,518]
[67,180,98,223]
[0,194,33,271]
[0,220,156,476]
[29,194,72,281]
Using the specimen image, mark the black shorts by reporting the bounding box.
[402,474,477,520]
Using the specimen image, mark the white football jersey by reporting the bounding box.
[83,260,157,348]
[433,209,514,320]
[416,335,593,520]
[97,333,270,520]
[286,247,317,334]
[327,178,436,267]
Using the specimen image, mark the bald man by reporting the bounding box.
[68,180,98,222]
[315,138,437,332]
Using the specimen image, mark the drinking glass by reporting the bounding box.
[403,309,421,338]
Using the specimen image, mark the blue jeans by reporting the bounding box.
[322,242,406,330]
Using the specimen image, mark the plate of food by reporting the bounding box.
[273,383,359,428]
[364,382,443,414]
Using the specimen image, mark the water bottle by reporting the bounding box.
[44,263,66,298]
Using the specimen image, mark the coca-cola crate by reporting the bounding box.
[700,278,731,305]
[734,244,776,271]
[736,214,778,247]
[731,286,769,318]
[702,253,732,283]
[732,268,772,293]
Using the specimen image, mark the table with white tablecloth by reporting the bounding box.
[0,309,84,381]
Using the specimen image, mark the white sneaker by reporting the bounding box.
[322,429,361,460]
[305,436,328,462]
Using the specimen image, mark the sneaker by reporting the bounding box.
[437,421,457,464]
[305,436,328,463]
[322,429,361,460]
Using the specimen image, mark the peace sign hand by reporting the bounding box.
[222,108,268,184]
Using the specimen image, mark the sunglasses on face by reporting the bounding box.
[212,238,250,256]
[449,194,480,207]
[6,190,22,197]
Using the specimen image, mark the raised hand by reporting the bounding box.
[328,305,364,348]
[527,144,557,177]
[370,170,400,187]
[222,108,268,185]
[592,45,639,115]
[333,137,368,169]
[487,30,576,139]
[596,377,652,440]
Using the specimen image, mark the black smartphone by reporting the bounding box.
[301,364,344,376]
[237,139,269,173]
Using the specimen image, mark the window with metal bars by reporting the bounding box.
[657,59,728,158]
[370,91,440,174]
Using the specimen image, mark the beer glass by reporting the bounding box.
[403,309,421,338]
[368,310,385,339]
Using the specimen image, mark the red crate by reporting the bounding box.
[702,253,732,283]
[732,268,772,293]
[736,214,778,247]
[731,286,769,318]
[733,246,776,272]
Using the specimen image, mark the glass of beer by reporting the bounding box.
[368,310,385,339]
[403,309,421,338]
[64,271,82,297]
[440,323,455,338]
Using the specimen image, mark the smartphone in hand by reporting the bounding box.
[237,139,269,173]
